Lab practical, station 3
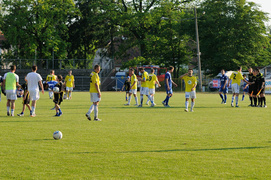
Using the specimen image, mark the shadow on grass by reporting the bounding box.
[118,146,270,153]
[71,146,269,154]
[32,139,55,141]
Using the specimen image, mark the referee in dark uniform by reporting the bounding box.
[248,67,254,106]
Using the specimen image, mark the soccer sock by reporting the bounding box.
[128,96,131,104]
[191,101,195,110]
[250,97,253,105]
[31,106,35,114]
[94,105,98,118]
[59,108,62,113]
[242,95,245,101]
[87,105,94,114]
[263,97,266,105]
[219,94,224,101]
[152,96,155,103]
[146,99,149,104]
[7,106,10,113]
[254,97,257,106]
[69,92,72,99]
[135,97,138,105]
[235,96,239,105]
[165,96,170,105]
[185,101,189,109]
[147,95,153,104]
[11,109,14,116]
[231,96,234,104]
[224,95,227,103]
[140,95,143,105]
[258,97,260,106]
[259,97,263,106]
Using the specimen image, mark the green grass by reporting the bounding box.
[0,91,271,179]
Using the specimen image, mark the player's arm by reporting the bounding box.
[179,73,188,79]
[23,90,29,100]
[156,80,161,87]
[95,75,101,98]
[171,79,178,87]
[223,78,228,89]
[243,78,252,85]
[39,80,44,94]
[191,79,197,91]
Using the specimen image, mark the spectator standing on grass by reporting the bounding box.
[26,65,44,117]
[2,65,20,116]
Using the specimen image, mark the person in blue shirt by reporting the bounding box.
[162,66,177,107]
[242,74,249,101]
[219,69,228,104]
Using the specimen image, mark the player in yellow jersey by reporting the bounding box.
[138,67,154,107]
[86,65,101,121]
[64,70,75,100]
[125,68,139,106]
[146,68,161,105]
[228,67,251,107]
[180,69,197,112]
[46,70,57,99]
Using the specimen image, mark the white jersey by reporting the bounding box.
[26,72,43,91]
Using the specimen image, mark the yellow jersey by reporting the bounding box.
[230,71,243,86]
[89,71,100,93]
[65,75,75,87]
[141,71,149,88]
[148,73,157,89]
[46,74,56,81]
[182,75,197,92]
[130,74,137,90]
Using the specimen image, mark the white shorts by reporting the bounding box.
[66,87,73,91]
[149,88,155,95]
[6,90,17,100]
[140,87,149,95]
[90,93,101,102]
[231,83,240,94]
[129,89,137,95]
[185,91,196,99]
[29,90,40,101]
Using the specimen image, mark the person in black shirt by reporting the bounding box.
[53,75,64,116]
[247,68,254,106]
[255,69,266,107]
[17,77,31,116]
[122,76,131,101]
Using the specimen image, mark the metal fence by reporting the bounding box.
[0,59,94,70]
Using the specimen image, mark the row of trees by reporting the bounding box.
[0,0,270,76]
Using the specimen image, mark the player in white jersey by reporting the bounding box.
[26,65,44,117]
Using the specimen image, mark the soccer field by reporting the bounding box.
[0,92,271,179]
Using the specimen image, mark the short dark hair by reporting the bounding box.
[168,66,174,71]
[32,65,37,71]
[129,68,134,72]
[11,65,16,71]
[57,75,63,81]
[237,66,242,71]
[151,68,154,73]
[138,67,144,71]
[254,68,260,72]
[94,64,100,70]
[188,68,193,71]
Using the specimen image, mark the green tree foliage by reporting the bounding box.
[199,0,271,75]
[0,0,77,68]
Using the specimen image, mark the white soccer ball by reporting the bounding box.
[53,131,63,140]
[53,87,59,93]
[16,89,24,98]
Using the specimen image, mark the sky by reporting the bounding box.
[249,0,271,25]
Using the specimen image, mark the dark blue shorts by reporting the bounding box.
[219,86,228,94]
